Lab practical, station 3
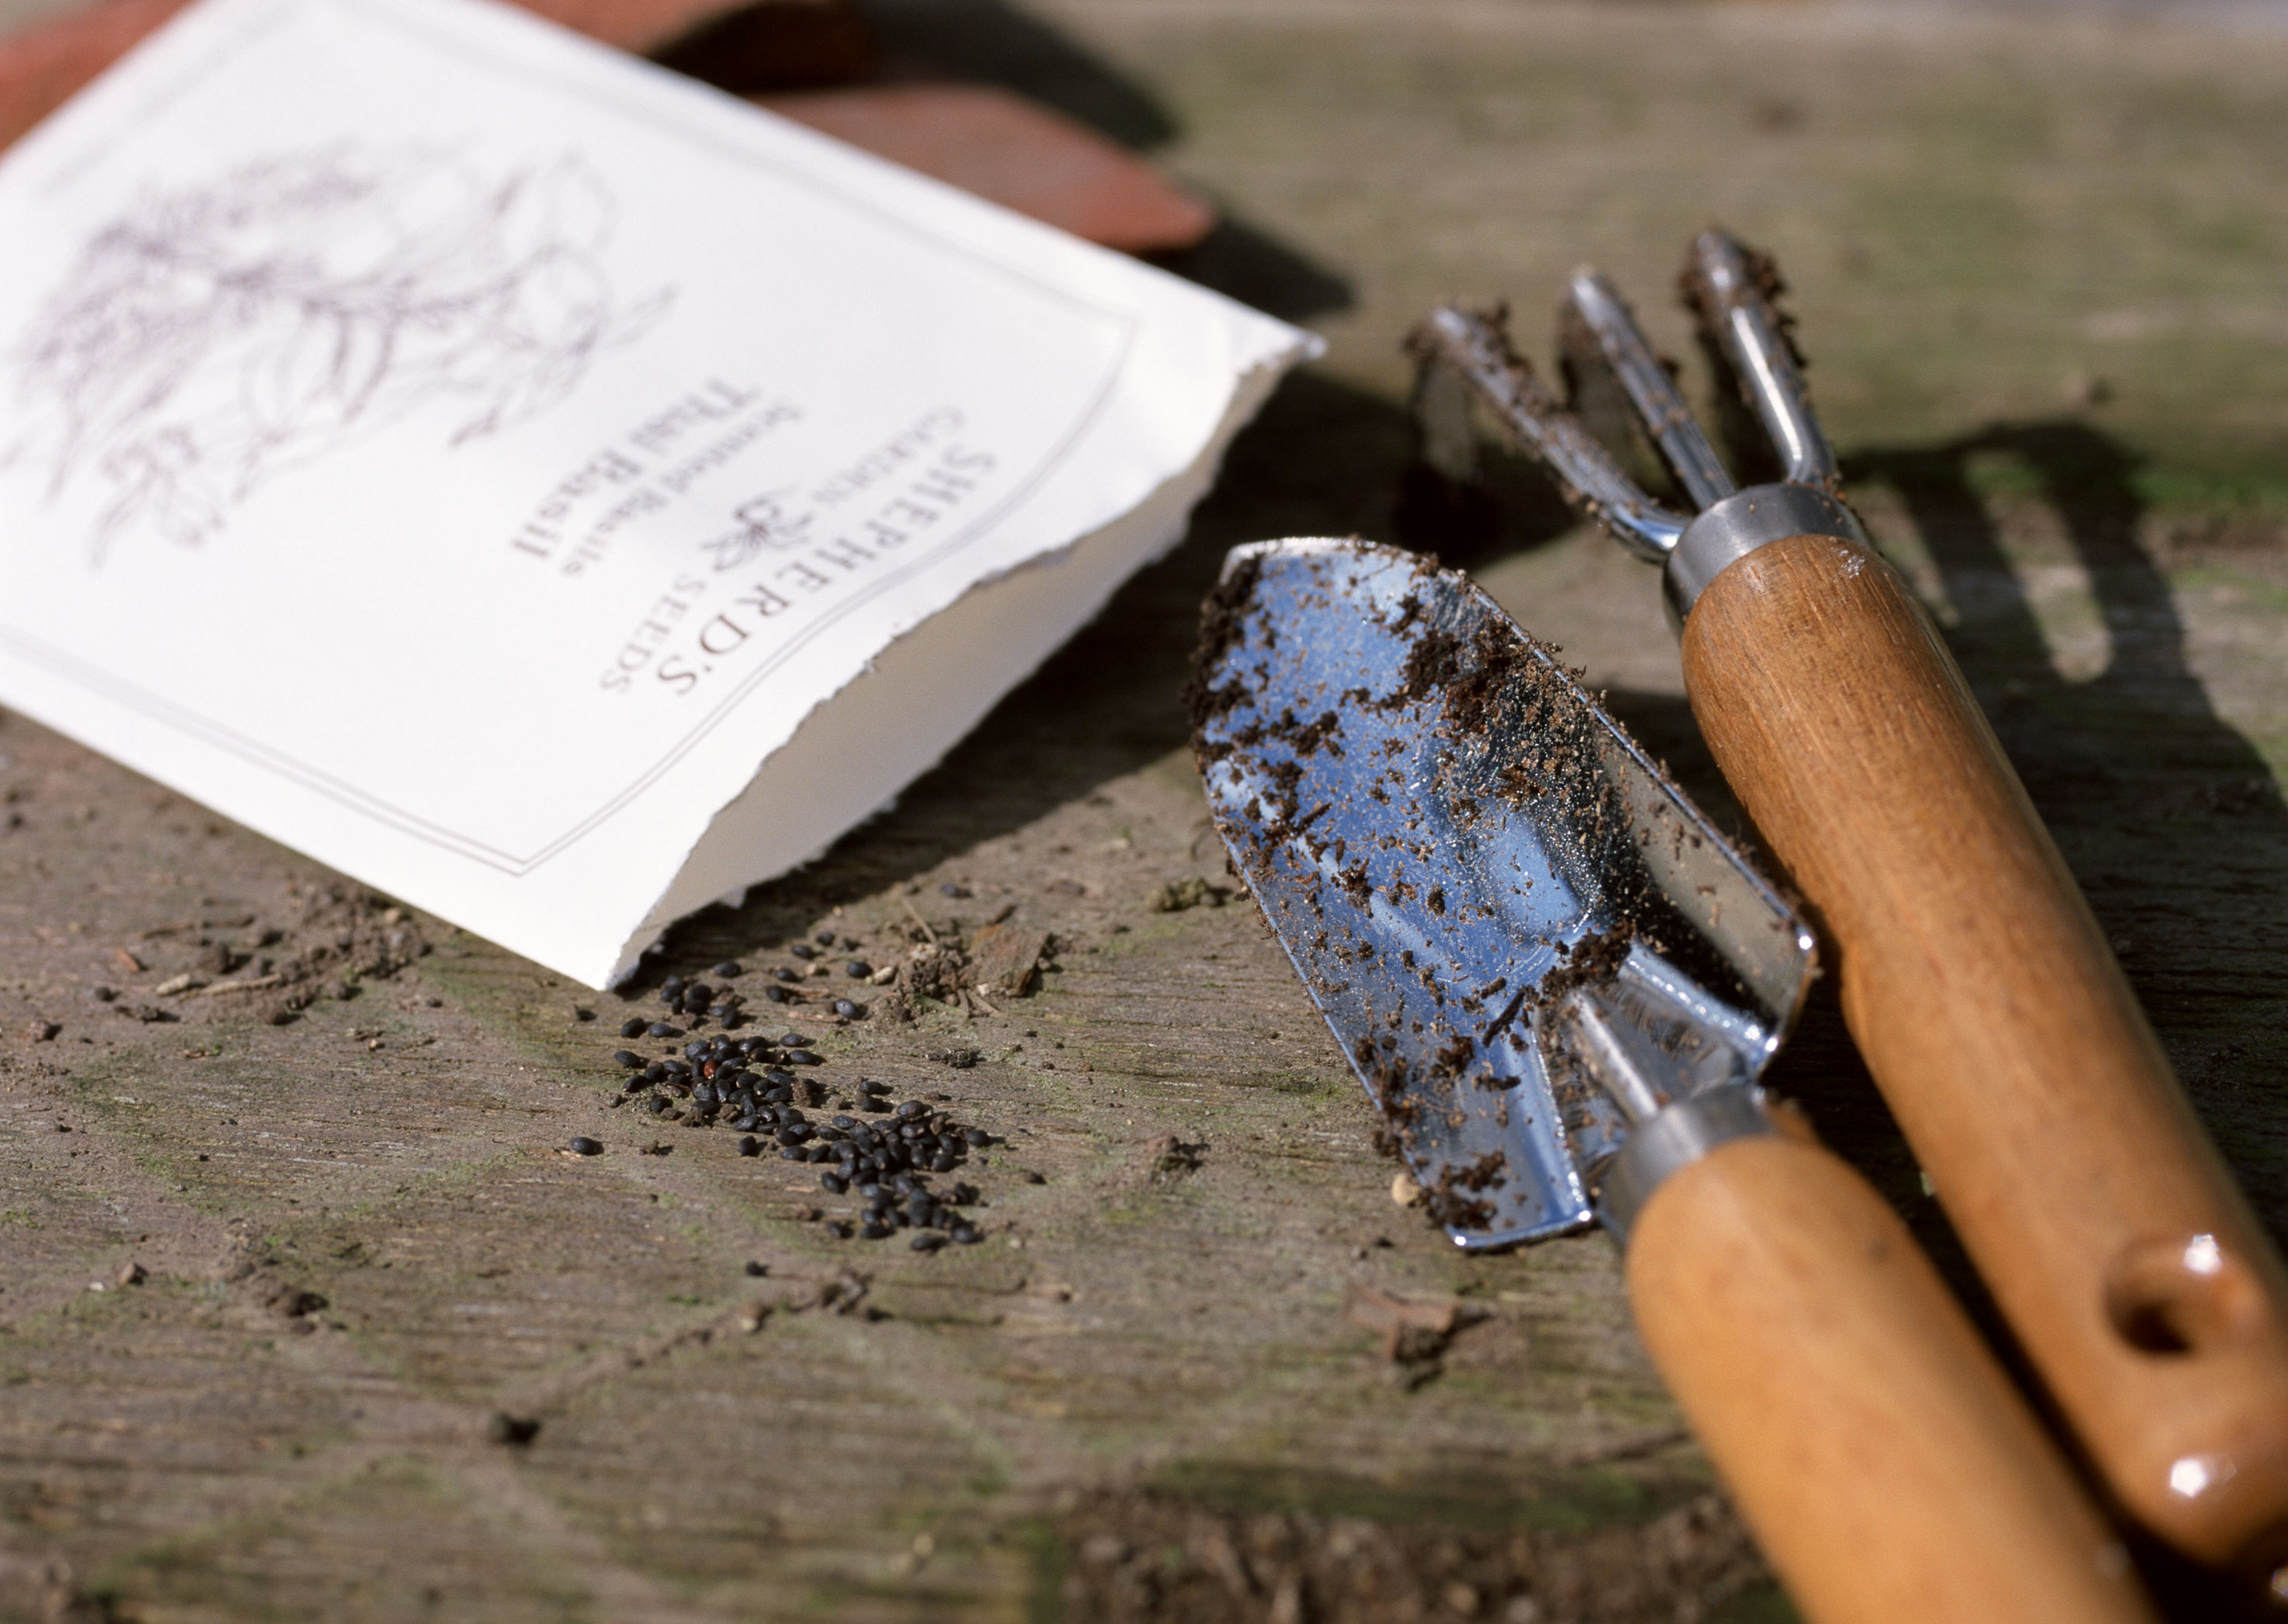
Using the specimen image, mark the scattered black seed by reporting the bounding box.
[940,882,968,897]
[569,1137,602,1156]
[620,1017,647,1038]
[714,960,743,976]
[790,942,817,960]
[593,968,1009,1267]
[489,1413,541,1446]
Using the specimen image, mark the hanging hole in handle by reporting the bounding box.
[2104,1233,2265,1358]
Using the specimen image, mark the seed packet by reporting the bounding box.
[0,0,1315,985]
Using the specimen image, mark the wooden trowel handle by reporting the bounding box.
[1630,1133,2158,1624]
[1681,531,2288,1573]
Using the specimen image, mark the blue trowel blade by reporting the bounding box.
[1189,538,1815,1249]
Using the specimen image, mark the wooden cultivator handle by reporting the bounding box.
[1630,1132,2158,1624]
[1681,531,2288,1575]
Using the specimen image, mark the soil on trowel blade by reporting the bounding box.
[1185,545,1661,1213]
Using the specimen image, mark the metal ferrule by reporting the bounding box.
[1662,482,1866,625]
[1595,1083,1778,1249]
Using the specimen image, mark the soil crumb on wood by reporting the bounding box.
[1341,1283,1478,1388]
[1141,1134,1208,1184]
[968,919,1052,995]
[1050,1488,1768,1623]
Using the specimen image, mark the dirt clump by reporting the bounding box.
[1050,1488,1768,1623]
[1146,877,1230,914]
[968,920,1052,995]
[1343,1283,1479,1387]
[1530,925,1637,1018]
[1141,1135,1207,1185]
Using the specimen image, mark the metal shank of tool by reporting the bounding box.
[1540,980,1777,1251]
[1406,306,1688,561]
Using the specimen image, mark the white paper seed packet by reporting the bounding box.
[0,0,1317,986]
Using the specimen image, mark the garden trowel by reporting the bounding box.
[1191,537,2156,1624]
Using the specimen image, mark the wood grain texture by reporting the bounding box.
[1681,532,2288,1571]
[1628,1133,2158,1624]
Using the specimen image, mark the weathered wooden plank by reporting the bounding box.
[4,2,2287,1621]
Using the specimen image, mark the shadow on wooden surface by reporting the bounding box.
[860,0,1358,323]
[861,0,1180,150]
[1846,422,2288,1236]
